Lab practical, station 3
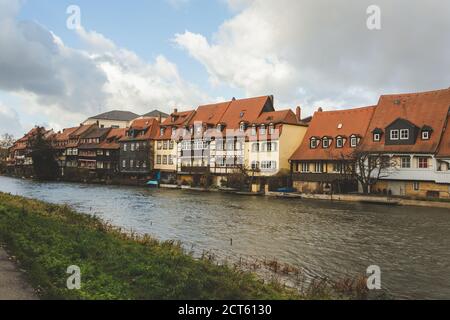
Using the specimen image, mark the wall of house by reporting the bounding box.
[154,140,177,172]
[372,180,450,198]
[83,119,131,129]
[279,124,308,172]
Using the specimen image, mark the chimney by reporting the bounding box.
[174,108,178,114]
[296,106,302,123]
[317,107,323,113]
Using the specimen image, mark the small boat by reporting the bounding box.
[146,180,159,188]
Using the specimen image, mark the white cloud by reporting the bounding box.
[0,0,209,134]
[175,0,450,115]
[0,101,23,137]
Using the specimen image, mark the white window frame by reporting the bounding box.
[336,138,343,148]
[422,131,430,140]
[400,129,409,140]
[350,136,358,148]
[322,138,330,149]
[390,130,399,140]
[373,133,381,142]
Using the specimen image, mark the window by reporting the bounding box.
[239,123,245,132]
[156,155,162,165]
[168,155,174,165]
[333,163,342,173]
[401,157,411,168]
[422,131,430,140]
[261,161,277,171]
[163,155,168,165]
[217,124,222,132]
[400,129,409,140]
[252,143,259,152]
[373,133,381,142]
[301,162,309,173]
[135,143,140,151]
[251,161,260,170]
[413,182,420,191]
[136,161,140,168]
[315,162,323,173]
[169,141,174,150]
[251,125,257,136]
[123,144,127,152]
[322,138,330,149]
[266,142,278,152]
[196,126,202,134]
[157,141,162,150]
[143,161,147,168]
[390,130,399,140]
[350,135,358,148]
[122,160,126,168]
[216,157,226,167]
[418,157,428,169]
[336,138,343,148]
[310,138,318,149]
[269,124,275,135]
[260,125,266,135]
[130,160,134,168]
[163,141,168,150]
[131,143,135,152]
[105,151,110,157]
[160,128,165,136]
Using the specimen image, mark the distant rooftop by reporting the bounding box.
[88,110,139,121]
[142,110,169,118]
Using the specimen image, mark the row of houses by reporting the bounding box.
[6,87,450,198]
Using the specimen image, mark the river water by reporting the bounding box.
[0,176,449,299]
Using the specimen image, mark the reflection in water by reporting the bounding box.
[0,176,449,299]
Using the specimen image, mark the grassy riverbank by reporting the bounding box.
[0,192,303,300]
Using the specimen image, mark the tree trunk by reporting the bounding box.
[362,184,370,194]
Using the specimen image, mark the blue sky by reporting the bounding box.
[1,0,449,137]
[17,0,238,97]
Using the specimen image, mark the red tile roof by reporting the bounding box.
[157,110,196,140]
[188,101,231,127]
[290,106,376,161]
[360,88,450,154]
[437,115,450,158]
[98,128,127,149]
[120,118,160,142]
[254,109,298,125]
[218,96,274,130]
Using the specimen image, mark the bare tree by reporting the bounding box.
[350,150,397,194]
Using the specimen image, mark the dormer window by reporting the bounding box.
[160,128,165,136]
[217,124,222,132]
[336,137,344,148]
[240,112,245,118]
[390,130,399,140]
[421,125,433,140]
[350,135,358,148]
[239,123,246,132]
[322,137,331,149]
[260,125,266,135]
[251,125,256,136]
[310,138,318,149]
[374,133,381,142]
[400,129,409,140]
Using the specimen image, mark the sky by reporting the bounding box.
[0,0,449,137]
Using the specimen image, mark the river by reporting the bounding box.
[0,176,449,299]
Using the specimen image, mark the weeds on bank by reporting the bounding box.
[0,192,375,300]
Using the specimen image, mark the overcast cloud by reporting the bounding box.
[175,0,450,111]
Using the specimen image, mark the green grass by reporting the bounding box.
[0,192,300,300]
